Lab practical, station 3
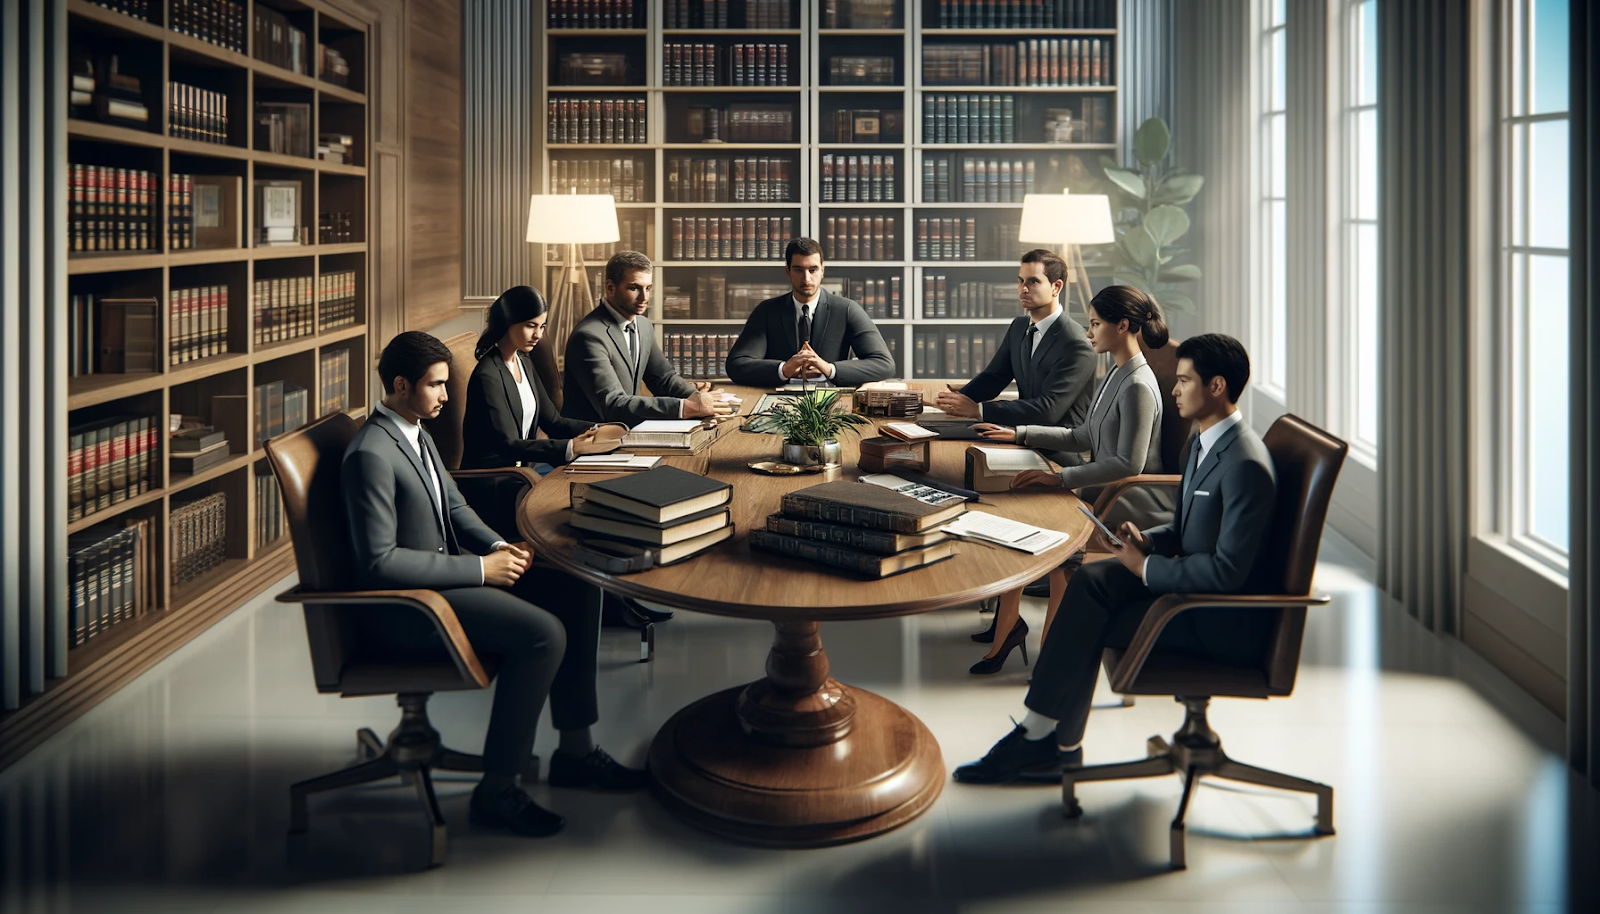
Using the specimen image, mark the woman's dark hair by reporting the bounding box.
[1088,285,1170,349]
[474,285,550,360]
[378,331,453,395]
[1176,333,1251,403]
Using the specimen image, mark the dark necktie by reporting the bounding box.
[797,304,812,347]
[1024,323,1038,354]
[623,322,639,372]
[1182,439,1202,500]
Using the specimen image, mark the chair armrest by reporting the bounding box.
[449,465,543,490]
[276,586,491,689]
[1091,474,1184,517]
[1107,592,1332,693]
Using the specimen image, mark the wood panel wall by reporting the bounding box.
[402,0,464,333]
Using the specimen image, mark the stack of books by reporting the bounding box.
[569,466,734,567]
[317,132,354,164]
[68,519,157,647]
[68,415,158,523]
[171,491,228,586]
[317,45,351,86]
[620,419,725,452]
[750,479,964,578]
[169,425,232,476]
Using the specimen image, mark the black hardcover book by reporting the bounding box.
[779,480,967,533]
[765,513,950,556]
[749,529,958,578]
[571,465,732,523]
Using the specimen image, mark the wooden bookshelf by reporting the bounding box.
[536,0,1120,382]
[0,0,373,772]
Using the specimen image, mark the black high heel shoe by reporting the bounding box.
[970,617,1029,675]
[971,614,999,643]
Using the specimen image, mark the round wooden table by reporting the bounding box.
[517,385,1093,846]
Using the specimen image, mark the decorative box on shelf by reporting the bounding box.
[858,436,930,474]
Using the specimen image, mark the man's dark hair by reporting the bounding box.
[378,331,452,395]
[784,237,824,267]
[1020,248,1067,286]
[1176,333,1251,403]
[605,250,653,287]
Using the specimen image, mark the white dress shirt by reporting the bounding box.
[506,355,576,462]
[1027,305,1063,357]
[374,401,502,584]
[603,301,687,417]
[779,294,837,382]
[1141,409,1244,585]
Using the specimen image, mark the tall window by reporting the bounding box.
[1342,0,1379,459]
[1501,0,1571,569]
[1258,0,1288,394]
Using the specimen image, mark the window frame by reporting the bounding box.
[1334,0,1380,467]
[1255,0,1289,399]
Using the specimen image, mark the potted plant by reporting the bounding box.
[1100,117,1205,313]
[745,389,872,467]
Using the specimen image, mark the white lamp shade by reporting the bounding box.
[525,194,620,244]
[1017,192,1116,245]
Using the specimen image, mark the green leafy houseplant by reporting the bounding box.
[745,389,872,447]
[1101,117,1205,313]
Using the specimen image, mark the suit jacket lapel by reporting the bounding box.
[1090,357,1137,456]
[1180,422,1244,535]
[781,293,801,355]
[1013,320,1034,391]
[420,429,460,552]
[810,290,831,352]
[370,412,447,539]
[495,356,524,434]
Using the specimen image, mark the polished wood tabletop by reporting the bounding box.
[516,384,1094,621]
[515,382,1093,848]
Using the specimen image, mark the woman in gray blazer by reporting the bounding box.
[968,286,1172,673]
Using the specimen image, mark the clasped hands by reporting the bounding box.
[483,541,534,587]
[781,343,834,381]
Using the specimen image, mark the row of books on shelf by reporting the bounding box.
[922,274,1015,318]
[913,327,1006,379]
[828,55,895,86]
[253,3,308,75]
[68,415,158,523]
[68,518,159,648]
[69,164,156,253]
[829,108,904,144]
[916,215,1020,261]
[168,82,230,144]
[921,94,1016,144]
[666,156,794,203]
[923,39,1113,87]
[547,212,654,264]
[551,156,649,201]
[171,286,230,366]
[663,0,791,29]
[663,278,787,321]
[319,271,360,331]
[250,379,309,447]
[319,348,352,416]
[820,154,899,204]
[172,0,247,54]
[88,1,152,21]
[834,275,904,320]
[549,0,644,28]
[252,276,315,345]
[664,333,739,381]
[821,216,900,263]
[669,215,797,262]
[687,104,795,143]
[170,423,234,475]
[818,0,899,29]
[318,45,352,88]
[68,295,157,377]
[171,492,228,585]
[663,43,791,87]
[931,0,1111,28]
[923,155,1037,203]
[255,102,312,157]
[255,469,287,551]
[546,98,647,145]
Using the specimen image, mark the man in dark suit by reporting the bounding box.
[954,334,1279,783]
[562,250,729,425]
[723,237,897,386]
[934,248,1097,428]
[343,331,645,837]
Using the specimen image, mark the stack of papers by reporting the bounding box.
[622,419,705,448]
[972,446,1051,473]
[941,511,1070,555]
[565,454,663,473]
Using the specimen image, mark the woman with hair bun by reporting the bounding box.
[967,285,1174,674]
[461,285,623,537]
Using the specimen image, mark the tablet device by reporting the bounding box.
[1077,504,1124,549]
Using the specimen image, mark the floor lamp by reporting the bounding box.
[525,192,620,397]
[1018,191,1116,320]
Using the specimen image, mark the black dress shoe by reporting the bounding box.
[1021,576,1052,598]
[547,746,648,791]
[1017,746,1084,782]
[969,617,1028,675]
[952,725,1062,784]
[468,784,565,837]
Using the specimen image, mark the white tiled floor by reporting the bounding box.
[1,534,1596,913]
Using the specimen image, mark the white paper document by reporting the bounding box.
[941,511,1070,555]
[629,420,703,433]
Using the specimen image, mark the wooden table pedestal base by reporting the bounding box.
[647,621,944,846]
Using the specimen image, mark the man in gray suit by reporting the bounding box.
[934,248,1097,428]
[955,334,1278,784]
[343,332,645,837]
[562,250,727,425]
[723,237,896,386]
